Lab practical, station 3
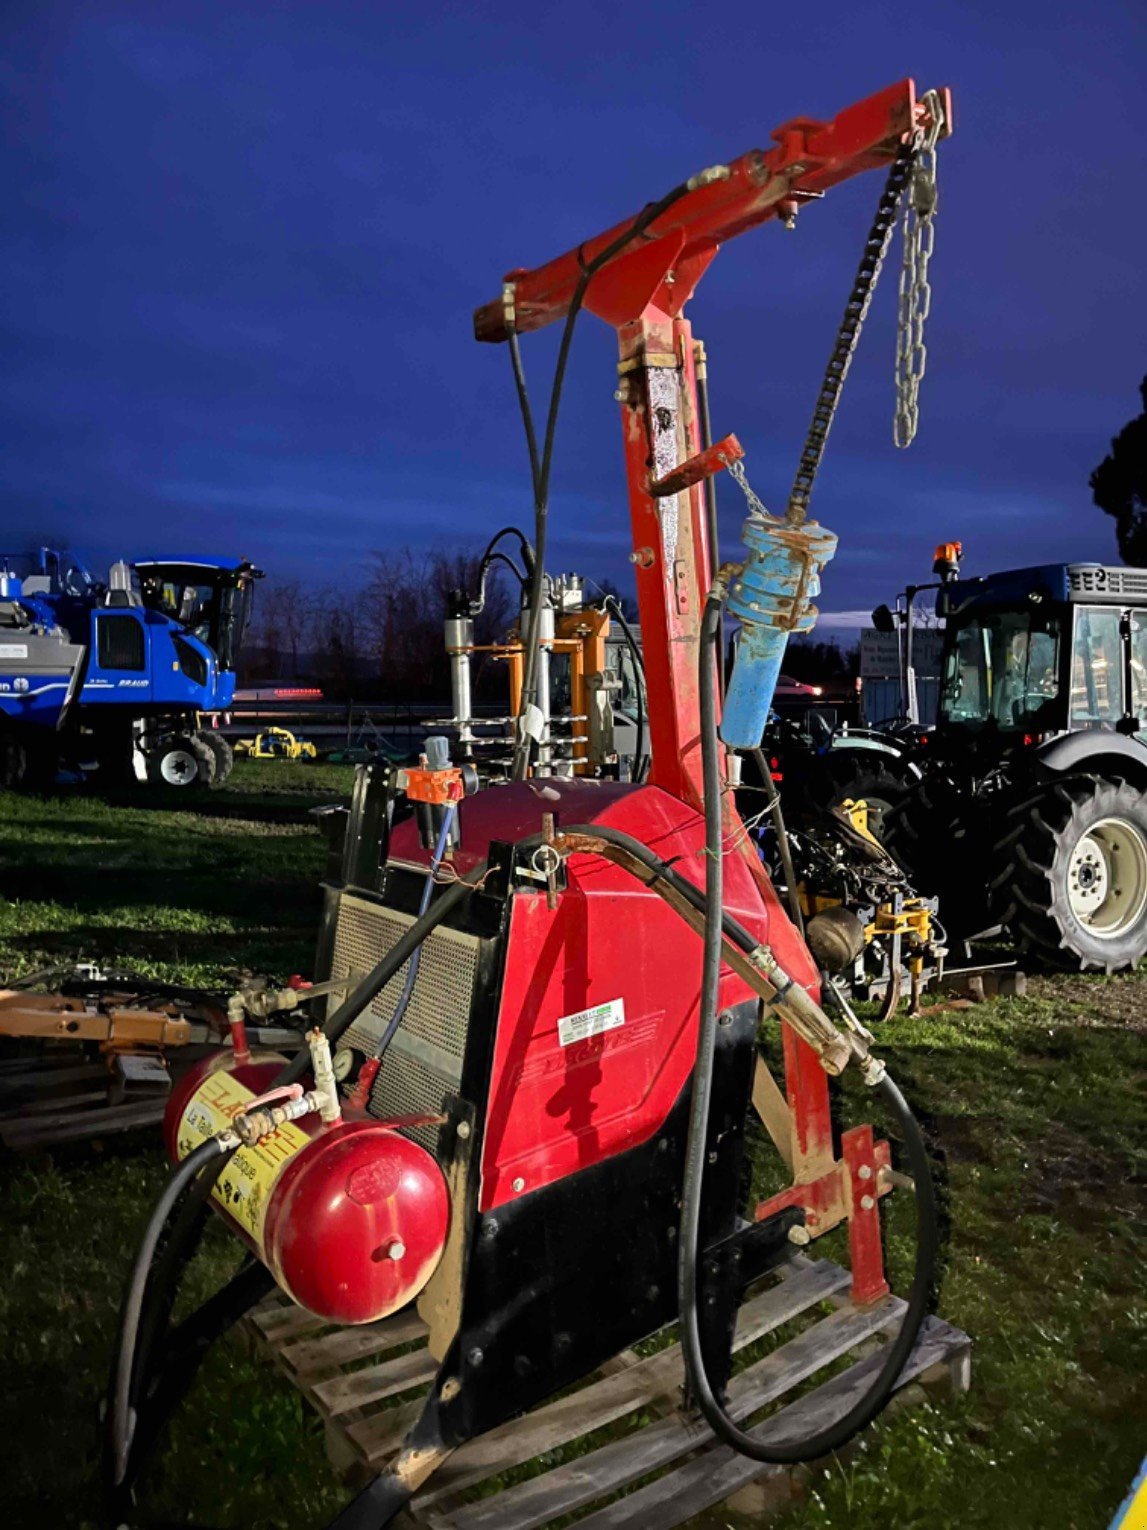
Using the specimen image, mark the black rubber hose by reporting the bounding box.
[274,869,484,1088]
[506,175,702,780]
[602,594,646,783]
[677,591,940,1462]
[751,746,805,936]
[109,1136,236,1486]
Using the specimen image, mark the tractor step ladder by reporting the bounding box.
[244,1255,970,1529]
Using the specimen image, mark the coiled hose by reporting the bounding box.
[676,591,939,1461]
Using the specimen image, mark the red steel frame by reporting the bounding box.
[476,79,950,1302]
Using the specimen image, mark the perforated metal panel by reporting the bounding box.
[328,892,480,1153]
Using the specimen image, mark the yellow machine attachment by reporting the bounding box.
[233,727,318,761]
[796,798,945,1019]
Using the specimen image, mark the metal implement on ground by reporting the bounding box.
[233,725,318,760]
[108,78,967,1530]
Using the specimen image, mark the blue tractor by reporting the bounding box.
[0,548,262,790]
[881,560,1147,972]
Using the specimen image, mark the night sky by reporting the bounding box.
[3,1,1145,631]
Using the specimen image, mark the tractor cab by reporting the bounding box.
[936,563,1147,748]
[133,557,263,673]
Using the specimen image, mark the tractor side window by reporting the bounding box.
[1071,608,1122,724]
[1132,615,1147,721]
[96,614,146,672]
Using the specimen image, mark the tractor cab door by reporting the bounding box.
[81,609,153,703]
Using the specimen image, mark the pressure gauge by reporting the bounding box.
[332,1046,358,1084]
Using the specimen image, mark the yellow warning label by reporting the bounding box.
[177,1070,310,1245]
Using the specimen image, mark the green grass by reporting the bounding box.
[0,769,1144,1530]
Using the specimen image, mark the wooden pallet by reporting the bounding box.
[0,1051,169,1151]
[244,1256,971,1529]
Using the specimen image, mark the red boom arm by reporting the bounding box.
[475,79,950,341]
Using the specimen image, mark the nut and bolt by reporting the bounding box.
[456,1120,471,1140]
[860,1195,876,1212]
[787,1225,811,1247]
[512,1176,526,1193]
[718,1011,733,1028]
[467,1347,484,1368]
[858,1164,872,1181]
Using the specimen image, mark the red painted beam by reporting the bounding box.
[474,79,950,342]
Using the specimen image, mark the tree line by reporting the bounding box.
[241,548,519,701]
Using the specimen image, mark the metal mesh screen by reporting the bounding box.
[328,892,480,1153]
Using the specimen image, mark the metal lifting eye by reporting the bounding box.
[530,844,562,881]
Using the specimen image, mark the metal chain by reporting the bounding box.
[728,456,772,520]
[895,89,944,448]
[785,139,917,526]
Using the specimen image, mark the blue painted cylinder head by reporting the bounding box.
[720,514,838,750]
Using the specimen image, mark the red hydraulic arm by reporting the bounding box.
[475,77,949,810]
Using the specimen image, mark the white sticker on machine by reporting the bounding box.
[0,645,29,659]
[557,997,625,1047]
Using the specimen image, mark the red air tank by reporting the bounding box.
[164,1053,449,1326]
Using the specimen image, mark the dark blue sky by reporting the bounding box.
[3,0,1145,626]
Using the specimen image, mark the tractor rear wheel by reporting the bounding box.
[881,774,988,937]
[817,752,916,840]
[991,776,1147,973]
[198,732,234,788]
[146,734,215,789]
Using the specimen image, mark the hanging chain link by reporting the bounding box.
[895,89,945,448]
[727,456,772,520]
[784,90,946,523]
[784,140,917,525]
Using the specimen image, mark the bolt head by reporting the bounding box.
[512,1176,525,1193]
[858,1163,873,1180]
[387,1239,406,1261]
[787,1225,811,1246]
[861,1194,876,1212]
[456,1120,472,1140]
[467,1347,484,1368]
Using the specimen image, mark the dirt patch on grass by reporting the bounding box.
[1025,972,1147,1032]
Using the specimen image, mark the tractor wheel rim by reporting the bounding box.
[1066,815,1147,938]
[161,749,197,785]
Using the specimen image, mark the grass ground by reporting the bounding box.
[0,762,1143,1530]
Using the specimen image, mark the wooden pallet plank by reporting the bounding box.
[281,1308,428,1380]
[439,1289,902,1530]
[0,1086,110,1121]
[412,1260,852,1517]
[249,1302,330,1345]
[569,1316,969,1530]
[0,1097,165,1150]
[313,1345,439,1415]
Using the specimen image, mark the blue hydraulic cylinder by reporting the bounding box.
[720,514,838,749]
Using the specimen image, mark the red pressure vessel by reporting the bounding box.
[164,1052,449,1326]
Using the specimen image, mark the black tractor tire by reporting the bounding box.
[198,731,234,788]
[990,776,1147,973]
[0,724,58,792]
[145,733,216,789]
[881,774,989,937]
[815,752,916,840]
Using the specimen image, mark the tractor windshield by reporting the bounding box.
[137,563,258,672]
[939,607,1062,732]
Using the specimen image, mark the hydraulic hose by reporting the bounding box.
[506,173,707,780]
[676,590,940,1462]
[370,803,457,1062]
[275,868,484,1088]
[751,746,805,936]
[109,1134,238,1486]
